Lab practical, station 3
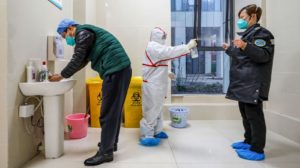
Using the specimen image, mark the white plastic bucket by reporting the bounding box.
[169,106,189,128]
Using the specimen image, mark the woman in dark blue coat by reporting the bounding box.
[222,4,275,161]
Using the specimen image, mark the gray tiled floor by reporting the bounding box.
[24,120,300,168]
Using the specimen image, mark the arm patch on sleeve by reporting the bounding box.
[254,39,267,47]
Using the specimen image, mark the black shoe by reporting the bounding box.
[98,142,118,152]
[84,151,113,166]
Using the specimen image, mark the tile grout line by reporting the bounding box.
[167,137,180,168]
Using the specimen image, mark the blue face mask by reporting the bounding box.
[66,35,75,46]
[237,19,249,29]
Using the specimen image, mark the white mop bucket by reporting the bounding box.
[169,106,189,128]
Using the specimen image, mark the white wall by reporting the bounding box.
[91,0,171,78]
[85,0,97,25]
[0,0,8,167]
[6,0,73,167]
[85,0,99,78]
[71,0,99,115]
[72,0,87,115]
[265,0,300,144]
[90,0,172,103]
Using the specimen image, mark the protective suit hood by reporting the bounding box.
[150,27,167,45]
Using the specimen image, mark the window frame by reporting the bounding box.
[170,0,235,96]
[194,0,235,51]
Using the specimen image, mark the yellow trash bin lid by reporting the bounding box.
[86,76,102,84]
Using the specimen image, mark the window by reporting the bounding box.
[202,0,221,12]
[171,0,234,94]
[171,0,195,11]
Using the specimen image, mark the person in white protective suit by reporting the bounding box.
[139,27,197,146]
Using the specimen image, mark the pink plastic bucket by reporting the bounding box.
[65,113,90,139]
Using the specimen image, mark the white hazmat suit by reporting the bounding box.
[139,27,197,146]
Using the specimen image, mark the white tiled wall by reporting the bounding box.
[265,0,300,144]
[5,0,73,167]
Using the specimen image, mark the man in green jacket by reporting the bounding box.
[50,19,132,166]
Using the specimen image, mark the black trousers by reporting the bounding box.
[99,66,132,154]
[238,101,266,153]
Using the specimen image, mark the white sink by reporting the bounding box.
[19,79,76,159]
[19,79,76,96]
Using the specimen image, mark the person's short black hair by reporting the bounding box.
[238,4,262,22]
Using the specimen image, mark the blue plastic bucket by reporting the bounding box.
[169,107,189,128]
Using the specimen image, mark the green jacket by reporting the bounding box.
[61,24,131,79]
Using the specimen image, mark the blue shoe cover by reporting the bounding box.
[236,149,265,161]
[139,137,161,146]
[231,141,251,150]
[155,132,168,139]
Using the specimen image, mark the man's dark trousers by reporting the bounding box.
[99,66,132,154]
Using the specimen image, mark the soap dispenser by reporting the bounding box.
[38,61,49,82]
[26,60,36,83]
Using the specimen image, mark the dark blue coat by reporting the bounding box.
[225,24,275,104]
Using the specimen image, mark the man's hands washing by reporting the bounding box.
[49,74,64,82]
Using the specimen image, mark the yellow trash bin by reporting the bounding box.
[124,76,143,128]
[86,76,102,128]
